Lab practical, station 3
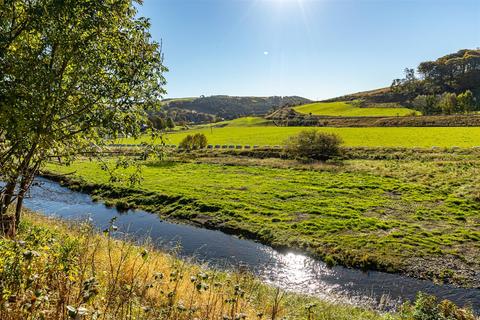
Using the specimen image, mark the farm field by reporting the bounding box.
[294,102,417,117]
[45,157,480,286]
[117,125,480,147]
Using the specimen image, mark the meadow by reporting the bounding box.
[293,102,417,117]
[44,156,480,287]
[118,125,480,148]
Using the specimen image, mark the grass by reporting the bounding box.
[294,102,417,117]
[117,126,480,147]
[1,212,398,320]
[44,156,480,287]
[215,117,272,127]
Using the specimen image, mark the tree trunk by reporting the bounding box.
[0,180,17,235]
[0,180,16,216]
[14,179,28,234]
[13,162,40,234]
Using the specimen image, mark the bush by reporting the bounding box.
[284,130,343,160]
[400,292,477,320]
[179,133,208,150]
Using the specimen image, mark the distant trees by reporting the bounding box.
[284,130,343,161]
[391,49,480,114]
[417,49,480,94]
[413,95,440,115]
[166,117,176,130]
[151,116,167,130]
[438,93,458,115]
[391,68,422,99]
[179,133,208,150]
[412,90,478,115]
[457,90,476,113]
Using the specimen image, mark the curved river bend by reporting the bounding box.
[24,178,479,312]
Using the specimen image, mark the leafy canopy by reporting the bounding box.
[0,0,166,222]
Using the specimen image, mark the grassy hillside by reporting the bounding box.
[45,157,480,287]
[294,102,417,117]
[212,116,273,127]
[119,125,480,147]
[3,212,397,320]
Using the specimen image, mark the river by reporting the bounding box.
[23,177,480,312]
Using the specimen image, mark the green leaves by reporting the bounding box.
[0,0,167,217]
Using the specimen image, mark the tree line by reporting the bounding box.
[391,49,480,115]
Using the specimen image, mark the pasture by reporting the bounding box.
[118,125,480,148]
[293,101,417,117]
[45,157,480,286]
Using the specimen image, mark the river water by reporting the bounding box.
[23,177,479,312]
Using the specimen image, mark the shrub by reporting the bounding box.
[284,130,343,160]
[400,292,477,320]
[192,133,208,149]
[179,133,208,150]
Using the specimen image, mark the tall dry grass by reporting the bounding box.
[0,212,476,320]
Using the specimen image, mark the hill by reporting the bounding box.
[159,95,311,122]
[322,49,480,111]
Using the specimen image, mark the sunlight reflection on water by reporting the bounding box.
[22,178,480,313]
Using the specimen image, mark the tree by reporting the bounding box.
[0,0,166,233]
[439,93,457,115]
[284,130,343,161]
[412,95,440,115]
[192,133,208,149]
[457,90,475,113]
[151,115,167,130]
[418,49,480,94]
[391,68,421,99]
[179,133,207,150]
[166,117,176,130]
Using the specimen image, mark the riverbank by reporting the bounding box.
[1,212,477,320]
[43,155,480,288]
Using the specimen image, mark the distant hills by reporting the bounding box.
[157,49,479,124]
[158,95,311,123]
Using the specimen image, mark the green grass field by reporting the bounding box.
[45,157,480,285]
[294,102,417,117]
[118,125,480,148]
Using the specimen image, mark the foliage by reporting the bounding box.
[0,213,393,320]
[294,102,416,117]
[0,0,166,226]
[284,130,343,160]
[412,91,478,115]
[150,115,167,130]
[417,49,480,94]
[391,49,480,107]
[166,117,176,130]
[439,93,459,115]
[179,133,208,150]
[412,95,441,115]
[399,293,477,320]
[391,68,422,98]
[457,90,476,113]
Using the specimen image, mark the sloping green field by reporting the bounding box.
[294,102,417,117]
[118,126,480,147]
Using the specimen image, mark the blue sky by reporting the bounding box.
[136,0,480,100]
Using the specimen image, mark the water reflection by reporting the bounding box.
[23,178,480,312]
